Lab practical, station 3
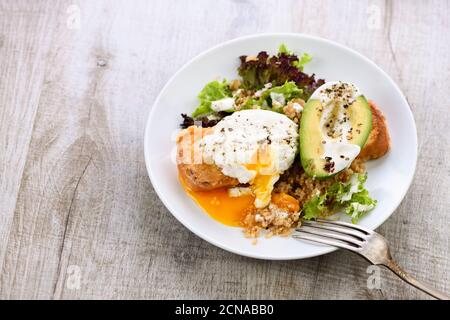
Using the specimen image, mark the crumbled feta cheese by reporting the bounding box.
[210,97,235,112]
[292,102,303,112]
[270,92,285,108]
[254,83,272,97]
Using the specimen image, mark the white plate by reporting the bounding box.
[144,33,417,260]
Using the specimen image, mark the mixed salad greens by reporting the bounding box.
[181,44,324,126]
[191,80,232,118]
[180,44,376,223]
[302,173,377,223]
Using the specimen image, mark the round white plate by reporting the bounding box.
[144,33,417,260]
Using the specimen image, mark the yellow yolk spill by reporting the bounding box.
[251,174,279,208]
[271,193,300,213]
[179,176,255,226]
[245,146,279,208]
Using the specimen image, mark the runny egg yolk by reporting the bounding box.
[179,175,255,226]
[180,173,300,227]
[246,146,280,208]
[198,109,299,210]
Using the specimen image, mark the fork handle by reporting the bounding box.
[384,259,449,300]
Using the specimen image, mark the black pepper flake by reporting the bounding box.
[179,113,224,128]
[324,161,335,173]
[340,155,345,159]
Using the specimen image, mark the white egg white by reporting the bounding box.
[199,109,298,208]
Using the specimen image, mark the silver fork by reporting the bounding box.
[293,218,449,300]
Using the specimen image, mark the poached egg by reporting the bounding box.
[198,109,299,209]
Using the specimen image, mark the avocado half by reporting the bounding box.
[300,95,372,178]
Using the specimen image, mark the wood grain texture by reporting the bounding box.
[0,0,448,299]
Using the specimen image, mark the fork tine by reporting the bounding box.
[293,231,360,252]
[298,226,364,247]
[315,218,373,235]
[302,220,368,240]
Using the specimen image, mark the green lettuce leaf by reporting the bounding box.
[242,97,258,110]
[257,81,303,111]
[292,53,312,71]
[302,193,327,220]
[192,80,232,118]
[278,43,292,55]
[279,44,312,71]
[344,188,377,223]
[330,173,376,223]
[301,173,377,223]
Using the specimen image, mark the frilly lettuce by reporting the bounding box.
[302,192,327,220]
[258,81,303,111]
[238,46,324,99]
[278,44,312,72]
[278,43,291,55]
[293,53,312,72]
[301,173,377,223]
[239,81,303,112]
[192,80,232,118]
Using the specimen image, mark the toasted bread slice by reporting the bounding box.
[176,126,239,191]
[358,101,390,161]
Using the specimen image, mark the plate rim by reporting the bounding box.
[144,32,418,260]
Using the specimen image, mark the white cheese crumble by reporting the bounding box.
[210,97,235,112]
[292,102,303,112]
[254,83,272,98]
[270,92,286,108]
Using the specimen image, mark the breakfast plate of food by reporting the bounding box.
[144,33,417,259]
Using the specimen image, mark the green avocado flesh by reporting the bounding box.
[300,95,372,178]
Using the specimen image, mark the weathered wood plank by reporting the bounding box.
[0,0,61,297]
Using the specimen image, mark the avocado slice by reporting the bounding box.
[300,95,372,178]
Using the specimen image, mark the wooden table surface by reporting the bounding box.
[0,0,449,300]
